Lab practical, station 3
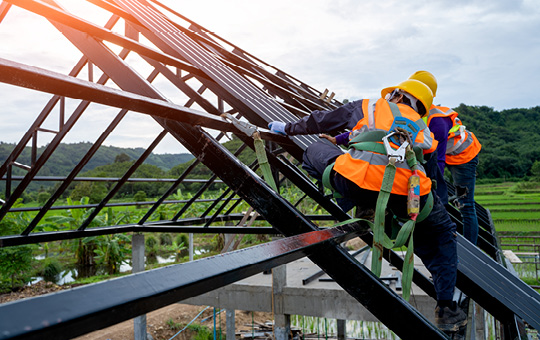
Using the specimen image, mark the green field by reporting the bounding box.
[475,181,540,291]
[475,181,540,234]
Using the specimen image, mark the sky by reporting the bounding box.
[1,0,539,154]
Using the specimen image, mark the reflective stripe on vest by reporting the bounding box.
[424,106,459,126]
[446,125,467,154]
[446,117,482,165]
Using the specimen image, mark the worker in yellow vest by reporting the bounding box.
[409,71,482,245]
[269,79,467,332]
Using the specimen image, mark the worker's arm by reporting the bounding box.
[429,116,453,174]
[268,100,364,136]
[319,131,350,145]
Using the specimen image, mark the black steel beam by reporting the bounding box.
[2,176,218,183]
[78,130,168,230]
[5,199,240,213]
[0,224,367,340]
[138,158,202,225]
[0,224,279,247]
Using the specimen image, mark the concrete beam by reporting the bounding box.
[182,256,437,323]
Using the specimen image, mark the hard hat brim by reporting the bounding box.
[381,86,396,98]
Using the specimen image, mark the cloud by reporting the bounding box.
[1,0,540,154]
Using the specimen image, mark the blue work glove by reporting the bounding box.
[268,121,287,135]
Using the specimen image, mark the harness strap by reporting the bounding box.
[350,142,386,155]
[349,130,387,144]
[252,132,278,191]
[322,162,342,198]
[349,130,425,163]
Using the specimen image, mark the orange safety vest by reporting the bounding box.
[446,116,482,165]
[424,105,459,127]
[333,98,434,196]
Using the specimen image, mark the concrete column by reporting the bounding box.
[272,264,290,340]
[132,234,147,340]
[337,319,346,340]
[475,303,485,340]
[189,233,194,261]
[226,309,235,340]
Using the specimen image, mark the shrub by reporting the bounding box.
[145,235,158,249]
[133,191,147,209]
[159,233,173,246]
[176,234,189,248]
[41,258,63,280]
[0,245,34,290]
[37,191,51,204]
[145,235,158,262]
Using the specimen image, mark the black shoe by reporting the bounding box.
[435,304,467,332]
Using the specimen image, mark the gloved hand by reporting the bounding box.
[268,121,287,135]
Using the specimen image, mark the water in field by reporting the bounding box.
[31,255,180,285]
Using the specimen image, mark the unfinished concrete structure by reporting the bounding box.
[0,1,539,339]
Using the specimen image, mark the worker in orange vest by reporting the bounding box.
[269,79,467,332]
[409,71,482,245]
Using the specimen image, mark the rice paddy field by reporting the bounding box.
[475,181,540,234]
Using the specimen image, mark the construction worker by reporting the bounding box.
[409,71,482,245]
[269,79,467,332]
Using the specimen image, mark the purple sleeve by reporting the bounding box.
[335,132,350,145]
[428,117,453,174]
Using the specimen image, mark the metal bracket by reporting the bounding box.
[221,113,257,138]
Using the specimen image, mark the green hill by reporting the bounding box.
[0,142,193,176]
[452,104,540,179]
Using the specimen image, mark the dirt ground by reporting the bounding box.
[74,304,273,340]
[0,281,274,340]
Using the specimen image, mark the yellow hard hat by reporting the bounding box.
[381,79,433,114]
[408,70,437,97]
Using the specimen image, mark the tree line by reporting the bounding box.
[452,104,540,180]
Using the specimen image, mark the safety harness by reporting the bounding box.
[321,109,434,301]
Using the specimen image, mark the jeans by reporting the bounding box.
[303,141,458,301]
[447,155,479,245]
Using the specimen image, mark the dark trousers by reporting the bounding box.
[448,155,479,245]
[424,150,449,205]
[303,141,457,301]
